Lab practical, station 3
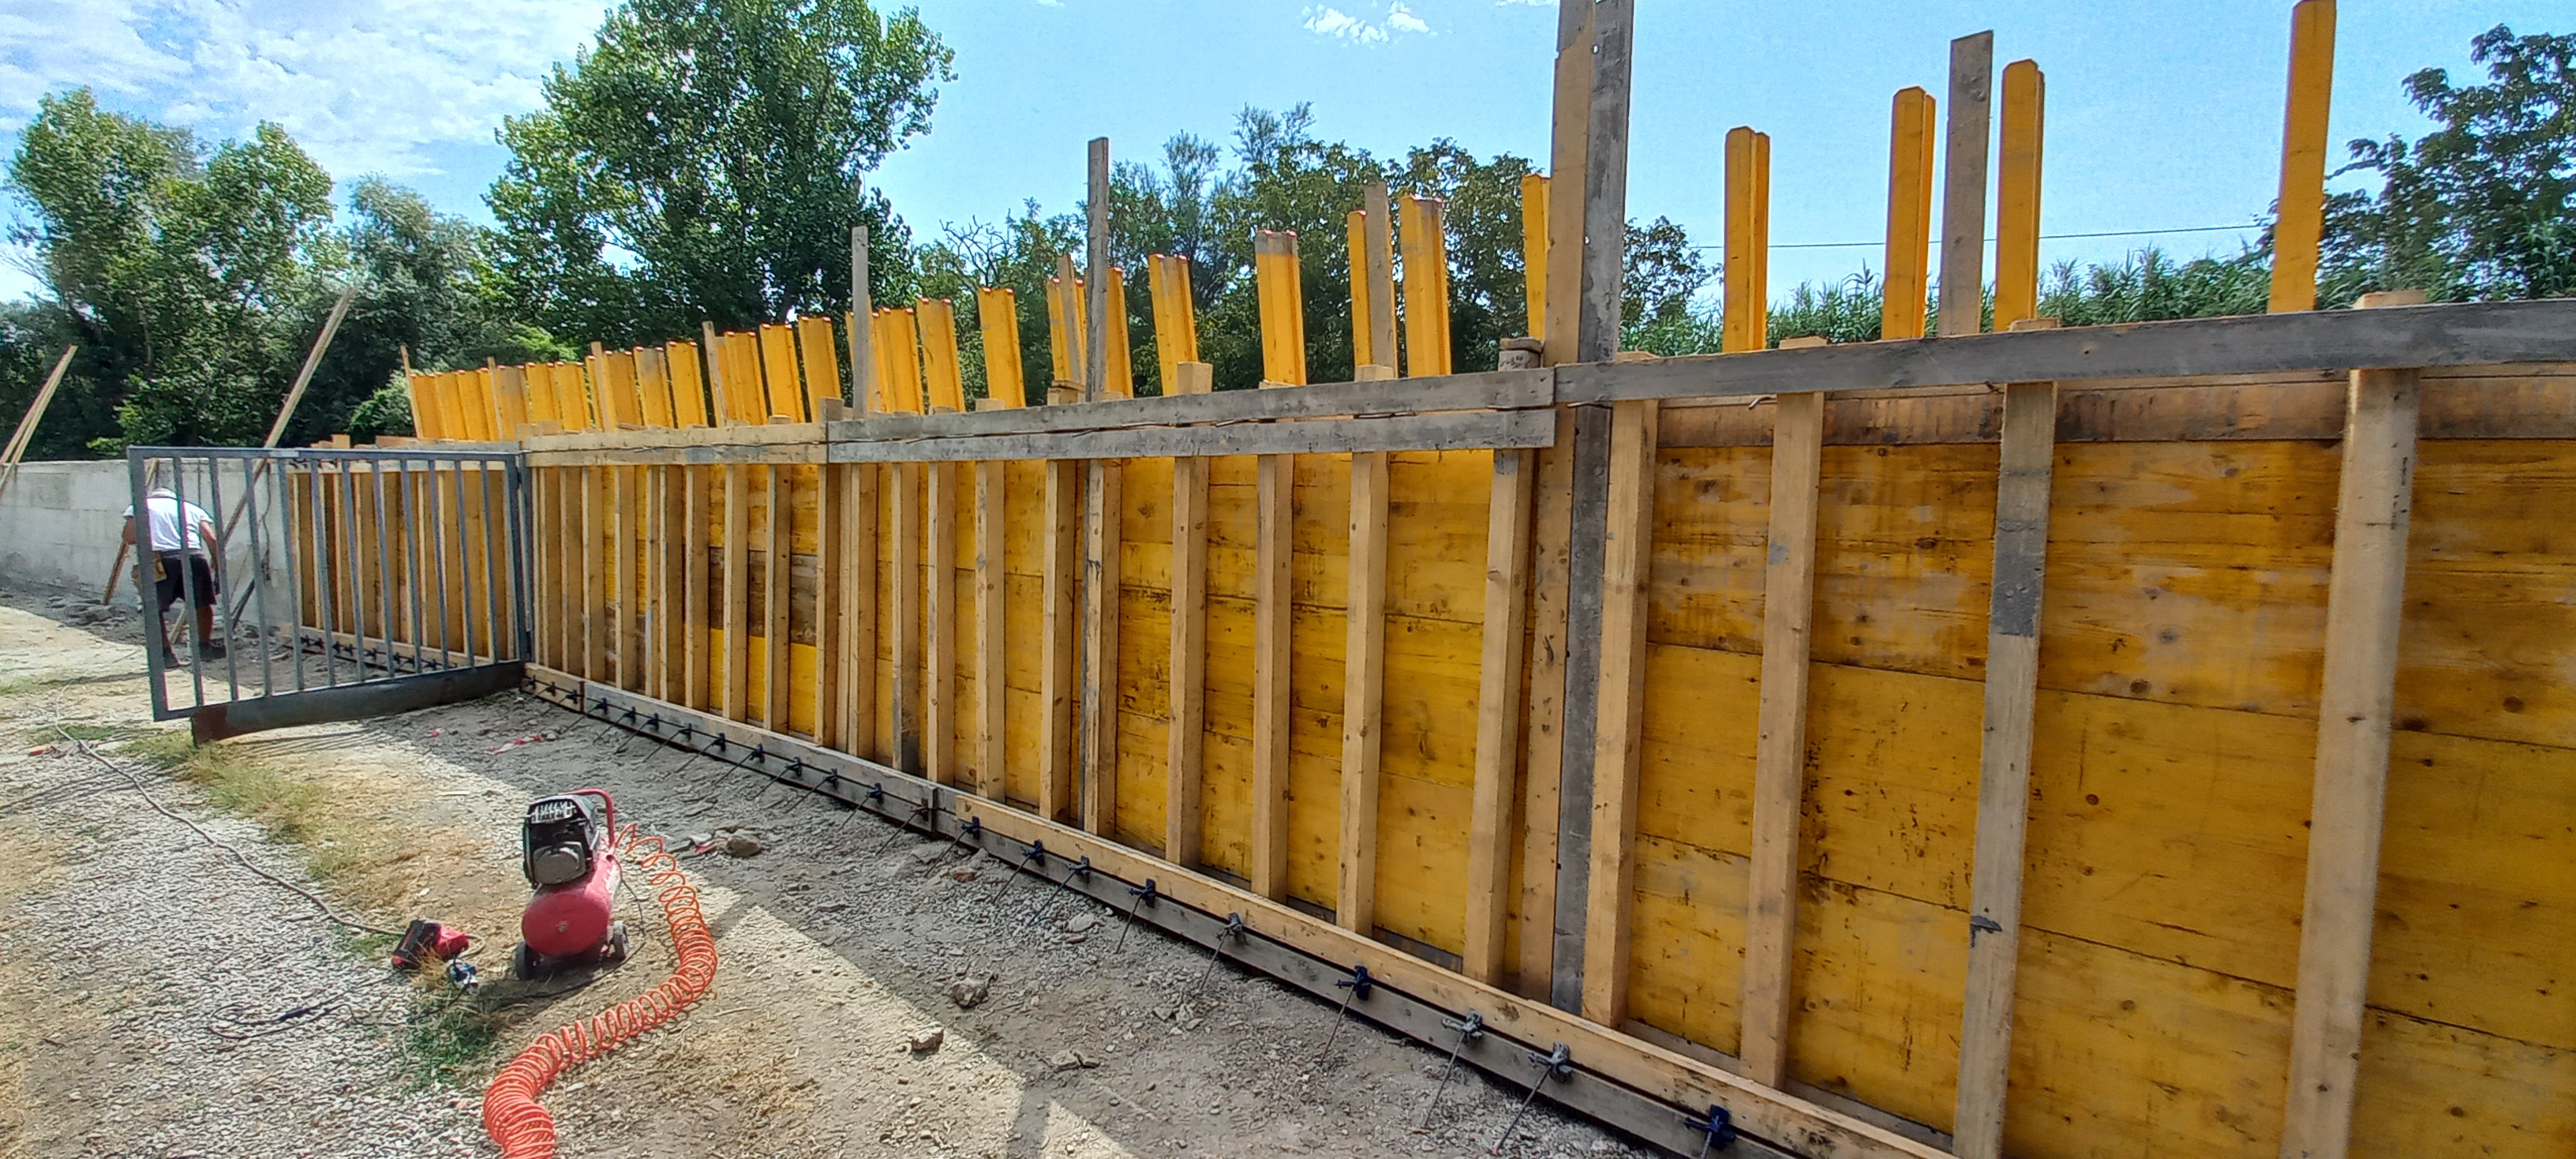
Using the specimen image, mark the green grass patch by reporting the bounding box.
[406,987,512,1086]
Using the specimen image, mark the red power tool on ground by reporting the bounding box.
[509,788,632,980]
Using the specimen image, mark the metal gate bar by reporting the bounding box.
[126,446,530,741]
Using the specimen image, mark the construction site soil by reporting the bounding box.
[0,587,1640,1159]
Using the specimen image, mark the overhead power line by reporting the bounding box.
[1686,221,2265,252]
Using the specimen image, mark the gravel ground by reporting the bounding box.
[1,584,1645,1158]
[0,596,484,1158]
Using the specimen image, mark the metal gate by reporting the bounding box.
[127,446,531,741]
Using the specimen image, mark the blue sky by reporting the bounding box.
[2,1,2564,305]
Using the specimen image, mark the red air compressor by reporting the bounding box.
[510,788,632,980]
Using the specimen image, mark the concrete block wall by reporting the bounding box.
[0,461,132,596]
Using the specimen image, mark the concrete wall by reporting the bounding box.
[0,460,130,596]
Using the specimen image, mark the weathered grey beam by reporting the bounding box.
[825,369,1553,441]
[1558,298,2576,403]
[822,408,1558,463]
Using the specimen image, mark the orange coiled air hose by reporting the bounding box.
[481,827,719,1157]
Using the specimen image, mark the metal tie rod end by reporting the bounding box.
[1114,879,1160,953]
[1491,1043,1573,1156]
[1191,913,1248,996]
[1685,1104,1739,1157]
[1416,1010,1485,1131]
[1316,963,1375,1063]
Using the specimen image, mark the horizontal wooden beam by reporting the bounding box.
[1559,298,2576,403]
[529,444,828,467]
[825,408,1556,463]
[827,368,1552,441]
[537,666,1949,1159]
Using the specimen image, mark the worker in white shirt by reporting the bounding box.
[122,486,225,662]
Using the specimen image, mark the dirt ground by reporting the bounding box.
[0,586,1643,1159]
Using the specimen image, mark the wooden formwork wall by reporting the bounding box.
[452,342,2576,1159]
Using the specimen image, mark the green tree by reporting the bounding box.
[7,90,337,451]
[2324,24,2574,302]
[490,0,953,347]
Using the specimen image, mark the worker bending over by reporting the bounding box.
[122,486,225,662]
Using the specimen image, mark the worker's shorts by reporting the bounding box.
[154,553,218,610]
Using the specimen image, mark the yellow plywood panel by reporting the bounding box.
[2398,440,2576,749]
[758,323,803,421]
[796,315,840,418]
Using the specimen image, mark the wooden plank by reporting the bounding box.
[974,459,1007,798]
[826,368,1552,440]
[1993,60,2046,329]
[1102,268,1133,399]
[657,465,683,703]
[845,463,880,760]
[583,467,608,680]
[1723,127,1772,354]
[1347,210,1376,371]
[1085,137,1110,402]
[892,461,921,768]
[1543,0,1594,366]
[1164,447,1210,865]
[821,409,1556,463]
[1399,195,1451,376]
[1464,447,1535,983]
[1952,376,2061,1159]
[758,323,804,421]
[1519,174,1548,340]
[1575,0,1634,364]
[975,287,1025,407]
[797,315,841,418]
[1938,31,1995,339]
[764,464,791,732]
[927,461,957,783]
[702,324,734,426]
[816,462,844,751]
[683,466,710,710]
[1080,456,1122,832]
[635,347,673,429]
[1580,398,1657,1026]
[877,309,925,414]
[1361,182,1397,365]
[722,463,751,722]
[918,298,967,413]
[1147,257,1199,394]
[1554,298,2576,403]
[1739,388,1825,1089]
[1041,459,1080,822]
[1251,447,1294,902]
[1518,408,1578,998]
[849,226,875,411]
[1337,448,1390,932]
[2270,0,2337,313]
[667,340,709,428]
[2280,296,2425,1159]
[1882,87,1938,340]
[616,465,642,691]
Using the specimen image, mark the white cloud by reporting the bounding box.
[1301,2,1430,45]
[0,0,610,179]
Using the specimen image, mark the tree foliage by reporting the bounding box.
[490,0,953,346]
[2323,24,2575,302]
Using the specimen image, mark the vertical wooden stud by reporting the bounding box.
[1723,127,1773,353]
[1520,174,1549,339]
[722,463,751,722]
[616,466,641,690]
[2279,290,2425,1159]
[849,224,876,411]
[764,465,791,731]
[1041,459,1081,822]
[927,460,957,782]
[583,467,608,680]
[1249,228,1305,901]
[1953,369,2062,1159]
[1882,87,1940,340]
[1464,448,1535,983]
[1994,60,2047,330]
[893,461,921,768]
[1399,196,1452,376]
[1938,32,1996,338]
[975,459,1007,798]
[815,462,844,750]
[2271,0,2338,313]
[1080,456,1122,832]
[683,466,710,711]
[1337,448,1389,932]
[846,463,880,760]
[1164,362,1212,863]
[1739,384,1825,1089]
[1518,409,1578,998]
[1578,397,1656,1026]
